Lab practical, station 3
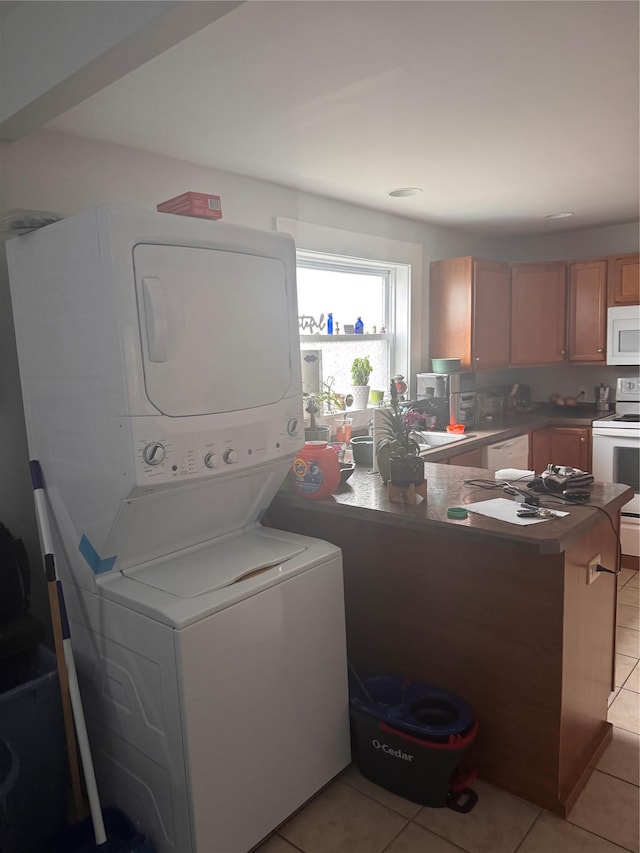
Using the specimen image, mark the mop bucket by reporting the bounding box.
[349,675,478,811]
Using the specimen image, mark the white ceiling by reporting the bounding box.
[47,1,639,237]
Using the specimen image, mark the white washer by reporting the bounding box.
[8,207,351,852]
[66,528,349,853]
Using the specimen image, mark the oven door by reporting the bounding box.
[592,426,640,555]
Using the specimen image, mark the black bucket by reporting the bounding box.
[349,675,478,811]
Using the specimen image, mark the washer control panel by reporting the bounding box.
[131,411,302,486]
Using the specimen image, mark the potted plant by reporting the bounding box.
[375,381,422,485]
[316,377,344,413]
[303,376,346,441]
[303,396,330,442]
[350,356,372,410]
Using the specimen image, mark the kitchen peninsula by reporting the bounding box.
[267,464,633,816]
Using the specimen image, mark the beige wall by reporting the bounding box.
[496,221,639,263]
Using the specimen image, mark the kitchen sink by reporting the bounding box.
[412,430,472,450]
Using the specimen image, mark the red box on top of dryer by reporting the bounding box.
[157,192,222,220]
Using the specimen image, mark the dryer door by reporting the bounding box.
[133,243,292,417]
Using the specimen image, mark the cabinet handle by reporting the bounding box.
[597,348,604,353]
[560,349,566,355]
[580,437,586,442]
[474,357,480,362]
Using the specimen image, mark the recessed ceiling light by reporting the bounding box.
[544,212,575,219]
[388,187,423,198]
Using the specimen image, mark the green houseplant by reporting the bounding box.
[351,357,372,387]
[375,381,422,484]
[350,357,372,410]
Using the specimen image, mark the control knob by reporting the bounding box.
[223,449,238,465]
[142,442,166,466]
[287,417,299,436]
[204,452,219,469]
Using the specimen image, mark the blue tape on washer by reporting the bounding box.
[79,534,117,575]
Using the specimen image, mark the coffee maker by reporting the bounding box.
[415,372,476,429]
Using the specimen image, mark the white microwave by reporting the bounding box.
[607,305,640,365]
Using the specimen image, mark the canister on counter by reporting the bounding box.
[289,441,341,500]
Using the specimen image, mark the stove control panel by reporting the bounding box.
[617,377,640,402]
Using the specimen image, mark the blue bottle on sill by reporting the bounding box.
[327,313,333,334]
[355,317,364,334]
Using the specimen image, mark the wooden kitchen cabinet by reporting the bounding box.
[447,446,484,467]
[530,428,551,474]
[567,259,607,362]
[429,257,511,370]
[608,253,639,305]
[510,262,567,365]
[531,427,591,473]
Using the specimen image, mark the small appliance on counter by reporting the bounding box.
[415,372,476,429]
[595,383,612,412]
[475,387,507,424]
[506,383,532,411]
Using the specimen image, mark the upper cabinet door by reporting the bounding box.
[472,260,511,370]
[428,257,510,370]
[429,257,473,367]
[608,253,640,305]
[133,243,291,417]
[510,263,567,365]
[568,259,607,362]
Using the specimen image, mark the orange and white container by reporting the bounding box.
[289,442,340,500]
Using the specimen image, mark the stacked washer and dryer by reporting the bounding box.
[7,207,350,853]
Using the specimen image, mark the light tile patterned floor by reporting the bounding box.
[256,569,640,853]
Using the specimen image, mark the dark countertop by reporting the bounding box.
[414,403,599,461]
[269,403,631,554]
[271,457,632,557]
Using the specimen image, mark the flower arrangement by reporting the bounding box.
[402,409,427,429]
[375,381,421,460]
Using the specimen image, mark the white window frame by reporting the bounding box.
[276,217,423,401]
[296,250,396,389]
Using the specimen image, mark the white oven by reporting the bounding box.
[592,378,640,556]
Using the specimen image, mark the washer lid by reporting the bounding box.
[122,529,306,598]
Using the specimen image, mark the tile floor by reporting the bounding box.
[257,568,640,853]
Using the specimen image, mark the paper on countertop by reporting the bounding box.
[465,498,569,526]
[494,468,535,481]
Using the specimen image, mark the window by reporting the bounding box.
[297,252,395,403]
[276,217,424,415]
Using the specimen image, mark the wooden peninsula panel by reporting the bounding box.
[267,466,629,816]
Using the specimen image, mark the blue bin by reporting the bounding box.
[349,675,478,810]
[0,645,68,852]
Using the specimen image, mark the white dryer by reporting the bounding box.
[8,207,350,853]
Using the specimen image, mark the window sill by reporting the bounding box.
[306,407,381,433]
[300,333,391,342]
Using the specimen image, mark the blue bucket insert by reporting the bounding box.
[349,675,474,742]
